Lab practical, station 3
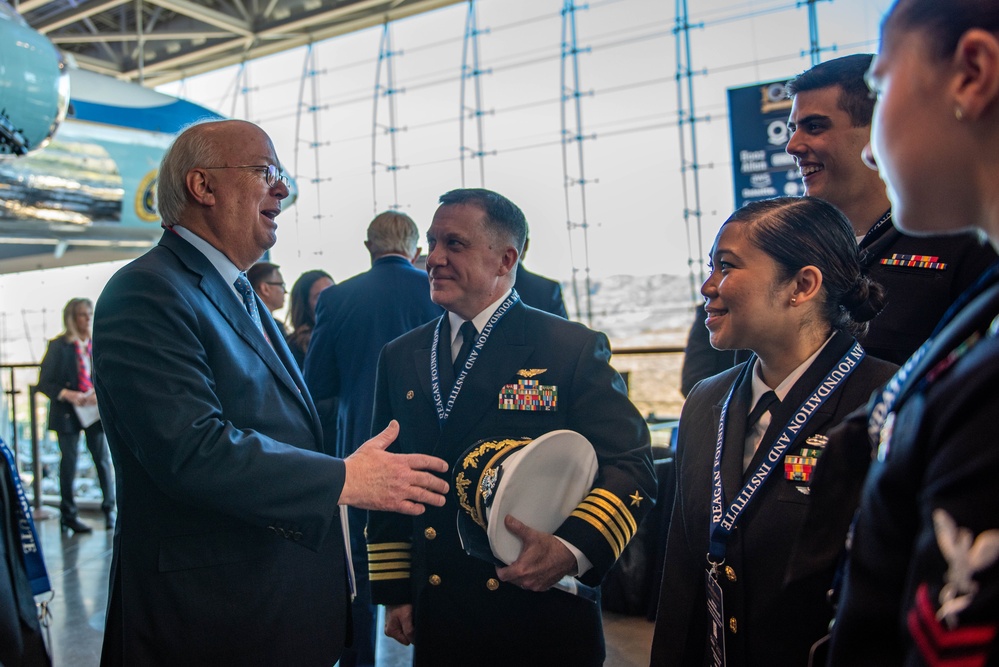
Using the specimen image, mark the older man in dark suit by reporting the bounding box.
[366,188,656,666]
[93,119,449,667]
[304,209,442,667]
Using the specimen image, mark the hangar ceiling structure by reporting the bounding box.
[14,0,462,87]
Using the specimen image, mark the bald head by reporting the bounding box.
[156,120,290,270]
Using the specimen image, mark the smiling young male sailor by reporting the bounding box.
[785,53,996,365]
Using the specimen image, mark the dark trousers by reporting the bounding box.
[57,422,115,518]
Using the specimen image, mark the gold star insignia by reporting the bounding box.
[517,368,547,378]
[629,491,644,507]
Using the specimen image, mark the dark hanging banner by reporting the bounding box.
[727,78,802,210]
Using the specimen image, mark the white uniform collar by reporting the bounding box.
[749,333,835,409]
[448,289,513,345]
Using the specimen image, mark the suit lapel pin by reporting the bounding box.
[406,390,414,400]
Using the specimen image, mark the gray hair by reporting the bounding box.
[366,210,420,258]
[156,119,227,227]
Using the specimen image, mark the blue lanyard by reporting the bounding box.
[431,291,519,429]
[1,437,51,596]
[859,209,893,250]
[708,341,866,564]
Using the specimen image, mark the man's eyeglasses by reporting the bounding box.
[202,164,289,187]
[265,281,287,292]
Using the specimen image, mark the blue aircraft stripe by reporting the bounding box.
[70,98,224,134]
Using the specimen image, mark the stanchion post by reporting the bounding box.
[28,385,52,519]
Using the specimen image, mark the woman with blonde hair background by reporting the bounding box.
[38,297,115,533]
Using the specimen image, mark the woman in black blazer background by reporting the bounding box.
[37,298,115,533]
[650,197,897,666]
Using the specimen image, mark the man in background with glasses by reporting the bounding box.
[247,260,288,331]
[92,119,449,666]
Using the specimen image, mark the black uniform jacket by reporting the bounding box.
[651,331,896,666]
[860,217,997,364]
[830,264,999,666]
[367,300,656,666]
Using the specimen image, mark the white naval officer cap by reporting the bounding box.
[454,429,598,565]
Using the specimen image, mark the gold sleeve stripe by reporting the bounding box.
[589,488,639,534]
[574,502,627,554]
[370,571,411,582]
[569,509,623,559]
[369,562,411,572]
[367,551,411,562]
[579,496,631,548]
[581,495,635,542]
[368,542,412,553]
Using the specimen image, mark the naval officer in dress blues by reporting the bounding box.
[366,188,656,666]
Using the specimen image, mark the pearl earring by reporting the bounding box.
[955,106,964,121]
[791,297,797,305]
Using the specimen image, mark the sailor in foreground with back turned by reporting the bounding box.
[829,2,999,663]
[366,188,656,666]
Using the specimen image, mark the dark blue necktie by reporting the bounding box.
[234,273,266,336]
[453,321,477,376]
[746,390,779,430]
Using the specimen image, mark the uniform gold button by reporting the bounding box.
[424,527,437,540]
[406,390,415,400]
[724,566,737,582]
[429,574,441,586]
[486,578,499,591]
[728,617,737,633]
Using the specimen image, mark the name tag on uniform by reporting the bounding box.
[706,569,726,667]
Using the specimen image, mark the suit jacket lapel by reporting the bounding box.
[161,232,311,416]
[259,312,322,435]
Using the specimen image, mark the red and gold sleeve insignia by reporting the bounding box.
[909,584,997,667]
[906,509,999,666]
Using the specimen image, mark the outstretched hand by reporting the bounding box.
[340,420,449,515]
[495,514,576,592]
